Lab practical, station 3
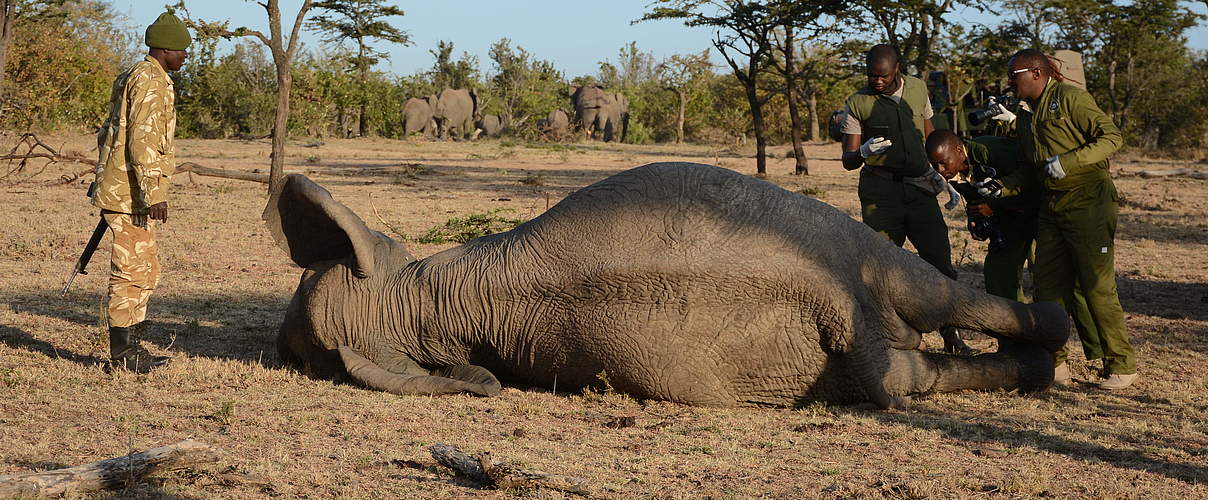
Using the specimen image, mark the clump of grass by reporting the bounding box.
[499,140,516,148]
[210,184,235,195]
[797,185,826,198]
[523,142,570,152]
[304,155,321,164]
[210,401,236,425]
[415,209,526,244]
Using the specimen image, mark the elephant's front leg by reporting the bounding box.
[881,343,1055,398]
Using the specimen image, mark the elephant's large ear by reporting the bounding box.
[263,174,381,278]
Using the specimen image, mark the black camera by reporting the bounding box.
[968,95,1020,126]
[968,217,1009,251]
[950,174,1009,251]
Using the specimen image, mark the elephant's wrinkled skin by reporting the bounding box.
[476,114,502,138]
[402,96,436,138]
[571,85,629,142]
[266,162,1066,409]
[538,109,570,141]
[433,88,478,140]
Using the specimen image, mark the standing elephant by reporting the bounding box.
[432,88,478,140]
[402,96,437,138]
[538,109,570,141]
[476,114,502,138]
[265,162,1067,409]
[570,85,629,142]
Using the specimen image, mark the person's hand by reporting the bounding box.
[974,178,1002,198]
[966,201,993,218]
[148,202,168,222]
[1043,156,1066,179]
[859,137,893,158]
[988,96,1016,123]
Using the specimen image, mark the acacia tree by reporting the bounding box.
[429,40,479,91]
[642,1,780,175]
[176,0,314,193]
[851,0,976,76]
[656,51,711,144]
[308,0,409,137]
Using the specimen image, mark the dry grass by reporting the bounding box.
[1,133,1205,498]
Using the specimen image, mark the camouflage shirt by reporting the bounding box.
[92,56,177,214]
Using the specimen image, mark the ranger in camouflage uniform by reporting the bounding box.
[92,11,189,373]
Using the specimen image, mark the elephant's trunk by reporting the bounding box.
[338,347,500,397]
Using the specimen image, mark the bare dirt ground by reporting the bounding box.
[1,132,1205,499]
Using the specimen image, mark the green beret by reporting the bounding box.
[145,11,191,51]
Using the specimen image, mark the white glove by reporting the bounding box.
[1043,155,1066,179]
[859,137,892,158]
[975,178,1002,198]
[944,182,962,210]
[987,96,1017,123]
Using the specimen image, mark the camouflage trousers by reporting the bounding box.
[103,211,160,328]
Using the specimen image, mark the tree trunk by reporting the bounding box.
[745,80,767,176]
[357,44,368,138]
[806,88,819,142]
[782,26,808,175]
[270,65,291,193]
[0,0,14,95]
[675,88,685,144]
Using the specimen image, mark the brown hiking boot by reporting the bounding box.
[1098,373,1138,390]
[1053,362,1071,386]
[108,325,170,374]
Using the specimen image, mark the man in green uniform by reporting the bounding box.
[926,130,1037,301]
[840,44,974,355]
[980,49,1137,390]
[92,11,190,373]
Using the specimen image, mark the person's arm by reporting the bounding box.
[125,70,172,214]
[923,118,934,139]
[1057,90,1123,172]
[842,133,865,171]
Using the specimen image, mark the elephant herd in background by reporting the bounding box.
[401,84,629,143]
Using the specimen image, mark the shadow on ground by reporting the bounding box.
[866,391,1208,486]
[1117,275,1208,321]
[3,289,289,367]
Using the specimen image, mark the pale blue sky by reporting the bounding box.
[112,0,1207,78]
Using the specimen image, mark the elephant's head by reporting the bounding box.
[264,175,501,396]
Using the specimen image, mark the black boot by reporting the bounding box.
[941,327,981,356]
[108,323,170,373]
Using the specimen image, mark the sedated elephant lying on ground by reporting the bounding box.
[265,162,1066,409]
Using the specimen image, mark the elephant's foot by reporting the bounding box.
[885,343,1055,396]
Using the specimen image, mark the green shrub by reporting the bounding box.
[415,209,526,244]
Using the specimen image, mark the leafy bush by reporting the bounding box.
[415,209,526,244]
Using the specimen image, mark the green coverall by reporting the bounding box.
[846,75,956,279]
[1001,79,1135,375]
[965,137,1100,355]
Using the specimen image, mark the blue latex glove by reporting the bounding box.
[1044,155,1066,179]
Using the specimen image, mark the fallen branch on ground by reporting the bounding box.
[0,439,218,498]
[429,443,589,495]
[175,162,270,184]
[1137,168,1208,179]
[1,133,96,185]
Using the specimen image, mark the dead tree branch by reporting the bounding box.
[429,443,589,496]
[0,133,95,185]
[0,439,218,498]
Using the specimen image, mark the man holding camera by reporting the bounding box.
[926,130,1036,302]
[840,44,975,355]
[979,49,1136,390]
